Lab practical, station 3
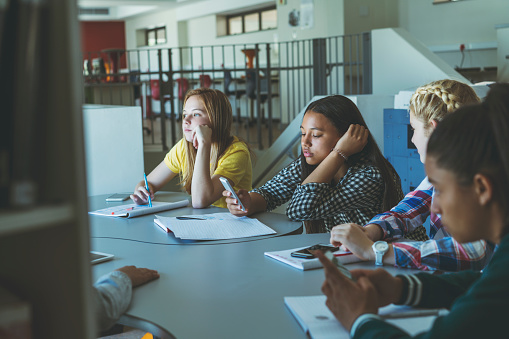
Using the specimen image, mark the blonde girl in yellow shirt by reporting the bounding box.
[131,88,252,208]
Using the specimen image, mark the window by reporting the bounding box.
[261,9,277,30]
[226,6,277,36]
[146,26,166,46]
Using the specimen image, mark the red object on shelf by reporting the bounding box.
[460,44,465,52]
[102,48,125,82]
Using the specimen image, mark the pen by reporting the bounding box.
[176,216,205,220]
[144,172,152,208]
[382,309,448,319]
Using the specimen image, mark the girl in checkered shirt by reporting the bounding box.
[224,95,403,233]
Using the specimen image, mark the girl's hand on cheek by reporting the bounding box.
[193,125,212,149]
[334,124,369,157]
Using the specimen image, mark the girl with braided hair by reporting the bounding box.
[329,79,495,271]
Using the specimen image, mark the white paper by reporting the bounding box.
[154,213,276,240]
[285,295,442,339]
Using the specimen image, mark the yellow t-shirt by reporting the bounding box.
[164,136,252,208]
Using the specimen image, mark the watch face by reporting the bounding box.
[374,241,389,252]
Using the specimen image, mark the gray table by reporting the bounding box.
[88,192,303,245]
[92,233,424,339]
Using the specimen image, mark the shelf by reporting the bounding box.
[0,204,74,237]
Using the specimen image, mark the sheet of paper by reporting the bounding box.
[285,295,440,339]
[155,212,276,240]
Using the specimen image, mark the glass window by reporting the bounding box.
[147,30,156,46]
[156,27,166,44]
[244,13,259,33]
[229,16,242,35]
[261,9,277,30]
[225,6,276,36]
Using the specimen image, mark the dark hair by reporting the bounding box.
[300,95,403,233]
[427,83,509,234]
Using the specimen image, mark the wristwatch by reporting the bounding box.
[372,241,389,266]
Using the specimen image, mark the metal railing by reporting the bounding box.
[82,32,371,151]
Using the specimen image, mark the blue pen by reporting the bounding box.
[144,172,153,207]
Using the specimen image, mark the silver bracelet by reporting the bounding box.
[332,148,348,161]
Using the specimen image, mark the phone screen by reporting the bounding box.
[290,244,339,259]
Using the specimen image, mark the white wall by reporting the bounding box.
[372,28,470,95]
[344,0,399,35]
[497,26,509,82]
[398,0,509,69]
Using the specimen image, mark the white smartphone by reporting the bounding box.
[90,251,115,265]
[106,193,131,202]
[324,251,355,281]
[220,177,246,211]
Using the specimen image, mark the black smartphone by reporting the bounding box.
[290,244,339,259]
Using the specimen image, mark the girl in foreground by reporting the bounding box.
[225,95,402,233]
[317,84,509,338]
[131,88,252,208]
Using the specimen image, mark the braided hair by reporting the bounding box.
[409,79,480,135]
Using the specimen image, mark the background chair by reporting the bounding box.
[175,78,189,100]
[149,79,171,119]
[224,70,246,122]
[245,69,270,124]
[199,74,212,88]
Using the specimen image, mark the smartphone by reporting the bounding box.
[290,243,339,259]
[90,251,115,265]
[106,193,131,202]
[324,251,355,281]
[220,177,246,211]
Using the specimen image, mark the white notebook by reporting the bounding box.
[284,295,446,338]
[89,200,189,218]
[264,247,362,270]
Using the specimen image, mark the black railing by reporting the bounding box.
[82,32,371,151]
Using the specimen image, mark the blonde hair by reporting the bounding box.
[181,88,233,193]
[409,79,480,133]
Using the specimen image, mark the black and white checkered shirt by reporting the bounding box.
[251,157,385,231]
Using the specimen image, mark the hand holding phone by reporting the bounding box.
[324,251,355,281]
[220,177,246,211]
